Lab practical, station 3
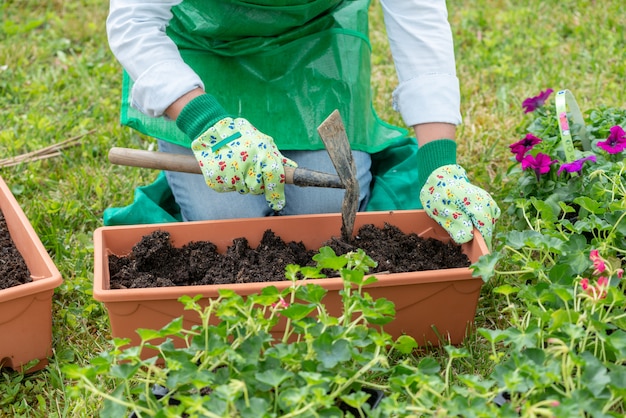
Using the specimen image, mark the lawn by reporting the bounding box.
[1,0,625,416]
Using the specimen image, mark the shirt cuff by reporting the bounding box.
[392,74,462,127]
[130,59,204,118]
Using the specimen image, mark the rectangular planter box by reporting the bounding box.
[0,176,63,373]
[93,210,488,351]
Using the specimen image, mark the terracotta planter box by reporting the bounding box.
[93,210,488,352]
[0,176,63,373]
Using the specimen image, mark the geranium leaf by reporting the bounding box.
[394,335,418,354]
[607,330,626,363]
[477,328,507,344]
[573,196,606,215]
[296,283,328,304]
[279,303,316,321]
[581,352,611,397]
[312,332,351,368]
[549,308,579,332]
[471,252,501,282]
[417,357,441,375]
[493,284,519,296]
[101,385,128,418]
[502,325,540,350]
[313,246,347,270]
[255,368,294,387]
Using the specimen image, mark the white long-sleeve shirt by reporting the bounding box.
[106,0,461,128]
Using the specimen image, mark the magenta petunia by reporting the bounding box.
[510,134,542,162]
[521,153,555,173]
[521,153,556,180]
[522,89,554,113]
[557,155,597,175]
[597,125,626,154]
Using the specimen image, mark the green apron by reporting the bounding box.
[105,0,422,226]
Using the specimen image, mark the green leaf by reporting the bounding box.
[339,390,369,409]
[313,246,347,270]
[394,335,418,354]
[417,357,441,375]
[362,297,395,325]
[502,325,540,350]
[608,363,626,396]
[239,398,272,418]
[444,345,469,359]
[607,330,626,362]
[341,268,365,286]
[581,352,611,397]
[279,303,316,321]
[504,230,537,249]
[456,374,496,393]
[312,332,352,368]
[109,362,141,380]
[477,328,507,344]
[135,328,163,342]
[552,287,574,303]
[471,252,501,282]
[255,368,294,387]
[296,283,328,304]
[492,284,519,296]
[100,385,128,418]
[573,196,606,214]
[549,308,580,332]
[531,198,558,223]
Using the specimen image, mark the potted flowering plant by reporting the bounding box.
[471,89,626,415]
[504,88,626,251]
[0,176,63,373]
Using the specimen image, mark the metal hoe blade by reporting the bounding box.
[317,110,359,241]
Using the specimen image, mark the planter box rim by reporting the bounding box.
[0,176,62,302]
[93,210,487,302]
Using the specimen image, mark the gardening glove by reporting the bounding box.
[176,94,297,211]
[417,140,500,248]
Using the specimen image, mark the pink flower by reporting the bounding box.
[510,134,542,162]
[580,277,590,291]
[597,276,609,288]
[597,126,626,154]
[522,89,554,113]
[590,249,607,275]
[521,153,556,181]
[596,277,609,299]
[272,297,289,310]
[617,269,624,279]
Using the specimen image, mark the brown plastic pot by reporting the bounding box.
[93,210,488,353]
[0,176,63,373]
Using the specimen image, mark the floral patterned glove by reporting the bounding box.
[419,164,500,248]
[191,117,297,211]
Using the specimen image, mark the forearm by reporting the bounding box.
[165,88,205,120]
[413,122,456,147]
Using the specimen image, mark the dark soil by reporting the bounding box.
[109,223,471,289]
[0,212,32,290]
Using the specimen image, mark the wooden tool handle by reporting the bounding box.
[108,147,344,189]
[109,147,202,174]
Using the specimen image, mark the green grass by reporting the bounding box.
[1,0,625,415]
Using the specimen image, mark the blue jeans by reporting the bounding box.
[158,140,372,221]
